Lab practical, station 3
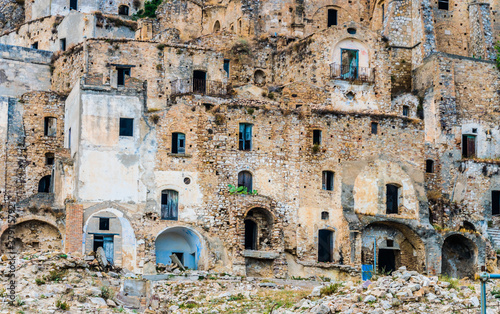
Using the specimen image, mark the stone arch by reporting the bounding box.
[442,234,477,279]
[361,221,426,273]
[244,207,274,251]
[83,208,137,271]
[0,219,62,253]
[332,38,371,69]
[155,226,205,270]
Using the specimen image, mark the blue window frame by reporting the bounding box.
[239,123,252,151]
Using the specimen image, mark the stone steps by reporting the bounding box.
[487,228,500,250]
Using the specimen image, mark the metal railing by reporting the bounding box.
[170,79,227,97]
[330,63,375,83]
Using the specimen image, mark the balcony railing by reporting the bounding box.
[330,63,375,83]
[170,79,227,97]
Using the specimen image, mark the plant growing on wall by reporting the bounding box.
[228,184,258,195]
[495,42,500,70]
[134,0,163,19]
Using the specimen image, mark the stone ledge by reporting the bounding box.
[243,250,279,259]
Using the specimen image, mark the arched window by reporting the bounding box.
[321,211,329,220]
[318,229,334,262]
[254,70,266,85]
[161,190,179,220]
[386,184,400,214]
[38,175,51,193]
[119,5,129,15]
[213,20,221,32]
[238,171,252,192]
[172,133,186,154]
[244,219,257,250]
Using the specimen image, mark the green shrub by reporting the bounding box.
[320,283,342,296]
[56,299,70,310]
[35,278,46,286]
[101,286,114,300]
[135,0,163,18]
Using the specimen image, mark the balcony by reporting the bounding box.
[330,63,374,83]
[170,79,227,97]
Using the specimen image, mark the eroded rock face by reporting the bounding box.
[0,0,24,33]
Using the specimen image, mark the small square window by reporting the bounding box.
[45,153,55,165]
[119,118,133,137]
[371,122,378,135]
[321,211,329,220]
[386,239,394,247]
[99,217,110,230]
[31,42,38,49]
[438,0,449,10]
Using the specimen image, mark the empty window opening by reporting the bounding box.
[472,128,478,134]
[371,122,378,134]
[378,249,396,273]
[213,20,221,32]
[239,123,253,151]
[68,128,72,149]
[223,59,230,78]
[403,105,409,117]
[347,27,356,34]
[172,132,186,154]
[118,5,129,15]
[327,9,338,27]
[322,171,334,191]
[381,4,385,22]
[426,160,434,173]
[386,184,400,214]
[318,230,334,262]
[161,190,179,220]
[45,153,55,165]
[238,171,253,192]
[462,135,476,158]
[313,130,322,145]
[321,211,329,220]
[244,219,257,250]
[462,221,476,232]
[254,70,266,85]
[172,252,184,265]
[60,38,66,51]
[493,191,500,216]
[70,0,78,10]
[386,239,394,247]
[31,42,38,49]
[44,117,57,137]
[38,175,51,193]
[99,217,110,230]
[438,0,449,10]
[119,118,133,137]
[117,67,131,86]
[193,70,207,94]
[341,49,359,80]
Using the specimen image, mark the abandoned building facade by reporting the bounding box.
[0,0,499,279]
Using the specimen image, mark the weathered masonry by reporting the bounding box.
[0,0,499,279]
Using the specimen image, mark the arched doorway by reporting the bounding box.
[213,20,221,32]
[442,234,476,279]
[156,227,202,270]
[0,220,62,253]
[244,207,273,250]
[361,221,425,273]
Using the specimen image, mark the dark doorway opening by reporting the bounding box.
[492,191,500,216]
[193,70,207,94]
[172,252,184,265]
[462,135,476,158]
[93,235,114,264]
[378,249,396,273]
[318,229,333,262]
[386,184,400,214]
[244,220,257,250]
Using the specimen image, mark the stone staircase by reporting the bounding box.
[488,227,500,250]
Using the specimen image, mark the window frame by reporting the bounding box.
[313,130,322,146]
[99,217,110,231]
[119,118,134,137]
[44,117,57,137]
[462,134,476,158]
[117,67,131,86]
[238,171,253,192]
[161,189,179,220]
[172,132,186,154]
[371,122,378,135]
[239,123,253,151]
[322,171,334,191]
[327,9,338,27]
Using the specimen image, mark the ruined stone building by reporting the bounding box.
[0,0,499,279]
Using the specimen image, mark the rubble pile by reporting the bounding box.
[2,255,500,313]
